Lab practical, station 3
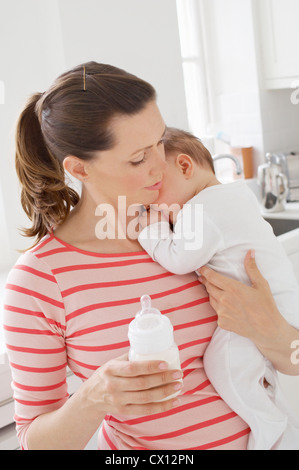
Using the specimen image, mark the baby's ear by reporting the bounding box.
[176,153,194,178]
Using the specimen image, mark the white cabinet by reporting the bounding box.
[254,0,299,89]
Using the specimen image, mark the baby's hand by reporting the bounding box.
[139,205,169,229]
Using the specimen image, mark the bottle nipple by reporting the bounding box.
[141,294,151,311]
[136,295,162,330]
[136,294,161,318]
[128,294,176,356]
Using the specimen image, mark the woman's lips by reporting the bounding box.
[145,181,162,191]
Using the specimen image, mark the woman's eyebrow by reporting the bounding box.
[130,126,167,157]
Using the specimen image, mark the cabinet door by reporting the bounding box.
[256,0,299,88]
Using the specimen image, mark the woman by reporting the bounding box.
[4,62,299,450]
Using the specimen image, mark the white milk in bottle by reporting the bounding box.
[128,294,182,401]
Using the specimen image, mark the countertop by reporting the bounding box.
[260,202,299,220]
[244,178,299,220]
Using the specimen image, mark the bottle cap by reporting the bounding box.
[128,295,174,355]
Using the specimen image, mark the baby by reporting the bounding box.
[138,127,299,450]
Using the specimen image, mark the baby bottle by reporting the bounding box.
[128,294,182,401]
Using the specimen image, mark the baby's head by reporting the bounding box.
[156,127,218,211]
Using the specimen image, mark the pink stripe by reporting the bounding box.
[4,305,65,330]
[13,265,56,282]
[67,300,209,339]
[187,427,251,450]
[174,315,217,331]
[180,356,199,369]
[52,258,154,275]
[15,395,68,407]
[4,324,58,336]
[10,361,67,373]
[182,379,211,395]
[66,340,129,352]
[5,284,64,308]
[139,412,237,441]
[107,396,222,426]
[67,318,132,339]
[31,235,53,253]
[49,232,148,258]
[162,297,210,315]
[182,368,196,379]
[14,414,33,423]
[179,337,212,351]
[67,356,99,371]
[61,272,174,297]
[66,281,200,322]
[6,344,65,354]
[13,380,66,392]
[102,422,118,450]
[36,247,73,258]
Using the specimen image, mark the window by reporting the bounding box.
[176,0,212,139]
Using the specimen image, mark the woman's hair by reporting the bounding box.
[15,61,156,247]
[163,127,215,174]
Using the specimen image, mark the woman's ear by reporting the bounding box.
[175,153,194,179]
[63,155,89,181]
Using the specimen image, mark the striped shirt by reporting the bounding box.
[3,232,250,449]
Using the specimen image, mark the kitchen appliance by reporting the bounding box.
[258,153,288,212]
[270,151,299,202]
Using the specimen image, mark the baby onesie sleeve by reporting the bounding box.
[2,251,68,450]
[139,204,224,275]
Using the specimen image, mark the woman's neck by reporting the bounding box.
[53,188,144,254]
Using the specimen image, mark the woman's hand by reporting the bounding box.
[199,250,299,375]
[198,250,282,344]
[84,353,183,416]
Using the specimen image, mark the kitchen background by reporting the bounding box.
[0,0,299,449]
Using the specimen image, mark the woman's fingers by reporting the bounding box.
[200,274,222,297]
[122,395,181,417]
[244,250,268,289]
[111,356,170,377]
[98,355,183,415]
[115,370,183,392]
[123,380,183,404]
[199,250,264,292]
[199,265,237,291]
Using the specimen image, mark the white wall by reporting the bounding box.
[199,0,299,173]
[0,0,188,271]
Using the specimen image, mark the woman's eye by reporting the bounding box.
[131,154,147,166]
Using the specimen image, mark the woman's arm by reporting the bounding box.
[4,252,182,450]
[26,355,182,450]
[199,250,299,375]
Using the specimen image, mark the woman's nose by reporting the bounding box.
[151,145,167,174]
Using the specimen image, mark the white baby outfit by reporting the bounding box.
[139,180,299,450]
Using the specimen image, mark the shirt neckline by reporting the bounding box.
[49,231,148,258]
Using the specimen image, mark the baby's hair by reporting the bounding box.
[163,127,215,174]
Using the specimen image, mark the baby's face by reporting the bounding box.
[155,156,191,208]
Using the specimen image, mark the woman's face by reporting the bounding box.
[85,101,168,209]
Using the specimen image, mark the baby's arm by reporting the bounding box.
[138,204,223,275]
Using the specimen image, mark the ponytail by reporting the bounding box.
[15,93,79,248]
